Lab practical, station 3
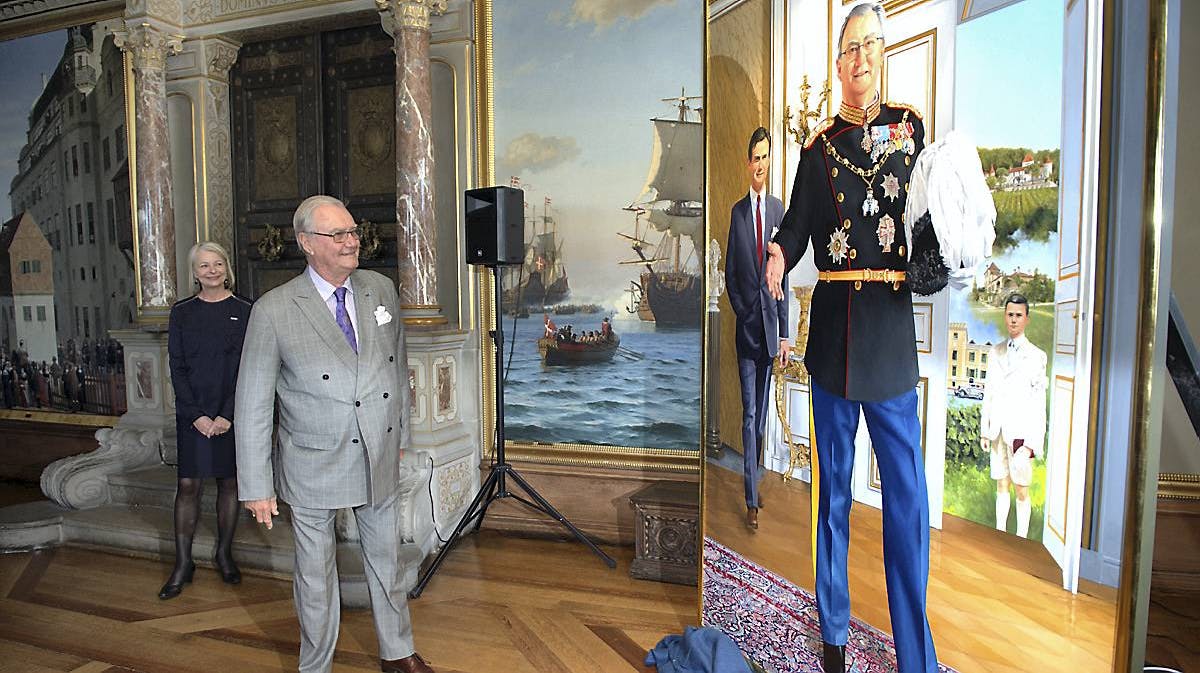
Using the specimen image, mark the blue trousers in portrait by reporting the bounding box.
[811,381,938,673]
[737,354,773,509]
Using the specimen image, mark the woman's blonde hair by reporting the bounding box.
[187,241,234,291]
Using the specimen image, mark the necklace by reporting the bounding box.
[821,109,910,218]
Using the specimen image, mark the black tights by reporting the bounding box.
[167,476,240,584]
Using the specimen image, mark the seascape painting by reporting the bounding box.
[492,0,704,451]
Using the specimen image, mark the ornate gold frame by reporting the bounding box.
[707,0,1168,668]
[472,0,700,474]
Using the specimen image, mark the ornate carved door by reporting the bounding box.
[230,24,398,298]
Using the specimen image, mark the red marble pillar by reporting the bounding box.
[378,0,447,324]
[116,22,182,321]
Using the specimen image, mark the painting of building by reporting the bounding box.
[946,321,993,391]
[0,212,57,362]
[7,23,134,344]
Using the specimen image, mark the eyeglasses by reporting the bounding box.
[839,34,882,60]
[307,227,360,244]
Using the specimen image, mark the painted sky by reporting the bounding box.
[0,31,67,222]
[954,0,1064,151]
[493,0,703,312]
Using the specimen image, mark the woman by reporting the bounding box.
[162,241,252,599]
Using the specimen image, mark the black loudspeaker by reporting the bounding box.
[464,186,524,266]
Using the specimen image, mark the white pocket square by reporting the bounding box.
[375,305,393,326]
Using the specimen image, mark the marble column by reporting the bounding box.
[378,0,447,325]
[115,22,183,322]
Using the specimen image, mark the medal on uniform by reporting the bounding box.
[827,228,850,263]
[882,173,901,202]
[861,122,872,152]
[877,213,896,252]
[862,189,879,217]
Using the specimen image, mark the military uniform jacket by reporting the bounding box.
[774,103,925,402]
[234,269,411,509]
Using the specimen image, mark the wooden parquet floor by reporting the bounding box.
[0,532,696,673]
[705,462,1118,673]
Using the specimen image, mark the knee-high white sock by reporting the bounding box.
[995,492,1011,532]
[1016,499,1032,538]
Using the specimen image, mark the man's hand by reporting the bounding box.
[245,497,279,530]
[980,437,990,452]
[1012,438,1033,459]
[211,416,232,436]
[778,339,791,368]
[765,242,786,300]
[193,415,215,437]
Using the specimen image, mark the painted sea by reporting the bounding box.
[501,314,701,451]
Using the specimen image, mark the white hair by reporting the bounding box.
[187,241,234,290]
[293,194,347,235]
[838,2,886,50]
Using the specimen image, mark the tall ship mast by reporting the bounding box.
[503,184,570,308]
[620,89,703,328]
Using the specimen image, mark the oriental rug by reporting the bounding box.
[702,537,959,673]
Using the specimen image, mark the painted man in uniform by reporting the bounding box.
[764,3,938,671]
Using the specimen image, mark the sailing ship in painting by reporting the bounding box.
[620,90,703,329]
[503,192,571,309]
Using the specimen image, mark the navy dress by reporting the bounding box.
[167,294,252,478]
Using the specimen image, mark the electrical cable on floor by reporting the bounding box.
[427,453,448,545]
[1144,667,1183,672]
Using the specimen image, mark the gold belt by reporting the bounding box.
[818,269,906,283]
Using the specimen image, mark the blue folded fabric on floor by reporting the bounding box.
[644,626,752,673]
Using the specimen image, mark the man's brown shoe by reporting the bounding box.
[381,652,434,673]
[746,506,759,530]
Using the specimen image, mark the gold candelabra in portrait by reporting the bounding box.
[773,285,814,478]
[784,75,832,147]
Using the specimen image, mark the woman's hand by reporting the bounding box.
[211,416,232,435]
[193,415,215,437]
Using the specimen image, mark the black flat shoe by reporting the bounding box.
[822,642,846,673]
[158,563,195,600]
[214,554,241,585]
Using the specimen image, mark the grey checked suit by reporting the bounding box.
[235,268,414,673]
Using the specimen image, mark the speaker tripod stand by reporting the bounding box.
[409,265,616,598]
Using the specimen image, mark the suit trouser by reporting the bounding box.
[811,381,937,673]
[737,353,773,508]
[290,492,415,673]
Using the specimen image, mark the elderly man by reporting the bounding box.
[725,126,789,530]
[235,195,433,673]
[764,3,938,671]
[981,293,1047,538]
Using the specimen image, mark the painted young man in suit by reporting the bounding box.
[981,293,1047,538]
[235,195,433,673]
[763,3,939,671]
[725,126,789,530]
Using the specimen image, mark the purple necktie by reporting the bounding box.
[333,287,357,353]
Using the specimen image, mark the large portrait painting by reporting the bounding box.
[491,0,704,454]
[703,1,1124,672]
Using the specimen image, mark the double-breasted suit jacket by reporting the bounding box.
[774,103,926,402]
[726,192,789,358]
[235,269,410,509]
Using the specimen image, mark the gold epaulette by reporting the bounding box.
[804,117,836,150]
[885,101,924,120]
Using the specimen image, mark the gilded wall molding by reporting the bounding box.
[1159,472,1200,501]
[376,0,447,34]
